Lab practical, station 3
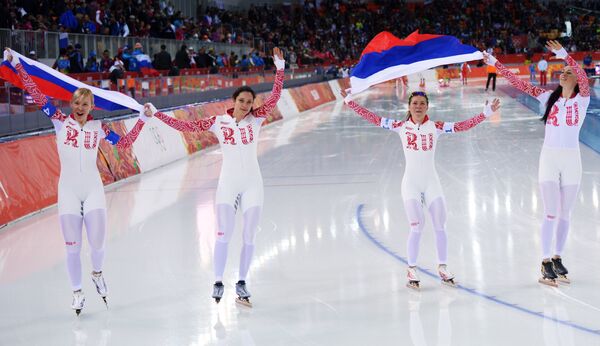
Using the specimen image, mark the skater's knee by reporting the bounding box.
[544,213,557,221]
[216,230,232,243]
[409,221,423,232]
[242,226,258,245]
[559,206,575,220]
[430,217,446,230]
[558,209,571,220]
[65,241,82,254]
[242,229,257,245]
[88,242,104,252]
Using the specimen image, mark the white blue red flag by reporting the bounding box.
[1,50,143,111]
[350,31,482,94]
[135,54,160,76]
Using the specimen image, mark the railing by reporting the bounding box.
[0,65,323,120]
[0,28,260,62]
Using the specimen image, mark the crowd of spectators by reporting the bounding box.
[45,40,275,78]
[1,0,186,39]
[229,0,599,64]
[1,0,598,69]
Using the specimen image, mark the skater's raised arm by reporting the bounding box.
[437,98,500,133]
[546,40,590,98]
[341,89,404,129]
[483,51,547,98]
[150,103,216,133]
[4,48,67,132]
[253,47,285,118]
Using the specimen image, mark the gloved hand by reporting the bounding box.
[340,88,352,103]
[273,47,285,70]
[3,48,20,67]
[274,55,285,70]
[545,40,568,59]
[482,51,497,66]
[139,103,157,122]
[552,48,568,60]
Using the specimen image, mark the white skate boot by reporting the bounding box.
[91,271,108,306]
[438,264,457,287]
[72,290,85,316]
[235,280,252,307]
[212,281,224,303]
[406,266,421,290]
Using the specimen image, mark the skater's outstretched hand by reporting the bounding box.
[3,47,19,66]
[144,103,156,117]
[140,103,157,122]
[3,47,13,62]
[273,47,285,70]
[482,51,497,66]
[545,40,568,60]
[273,47,283,60]
[340,89,352,103]
[483,98,501,117]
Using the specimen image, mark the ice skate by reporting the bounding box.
[235,280,252,307]
[438,264,457,287]
[91,271,108,307]
[212,281,224,303]
[406,266,420,290]
[72,290,85,316]
[538,261,558,287]
[552,257,570,284]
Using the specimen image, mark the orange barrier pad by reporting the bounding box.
[288,82,336,112]
[0,135,60,225]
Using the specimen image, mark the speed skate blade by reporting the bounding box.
[538,278,559,287]
[441,279,457,288]
[406,282,420,291]
[235,297,253,308]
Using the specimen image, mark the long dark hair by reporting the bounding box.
[541,84,579,123]
[406,91,429,120]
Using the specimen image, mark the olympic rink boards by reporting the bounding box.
[1,78,599,346]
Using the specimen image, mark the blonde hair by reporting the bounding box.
[71,88,95,105]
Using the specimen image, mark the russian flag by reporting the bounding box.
[350,31,483,94]
[0,50,143,112]
[136,54,160,76]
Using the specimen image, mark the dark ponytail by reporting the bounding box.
[541,84,579,123]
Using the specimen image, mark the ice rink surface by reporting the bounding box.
[1,79,599,346]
